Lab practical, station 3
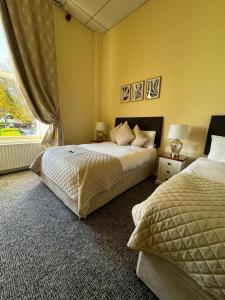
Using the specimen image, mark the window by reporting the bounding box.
[0,18,42,143]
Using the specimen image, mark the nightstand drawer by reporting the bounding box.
[159,158,180,173]
[159,166,178,177]
[158,173,172,183]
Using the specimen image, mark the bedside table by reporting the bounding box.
[156,153,189,184]
[91,140,104,143]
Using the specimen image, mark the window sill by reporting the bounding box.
[0,136,41,145]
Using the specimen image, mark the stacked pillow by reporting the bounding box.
[110,122,156,147]
[113,121,135,146]
[110,122,122,143]
[131,125,148,147]
[141,130,156,148]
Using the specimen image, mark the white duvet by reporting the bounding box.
[80,142,157,172]
[182,156,225,184]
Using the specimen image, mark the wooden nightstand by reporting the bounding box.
[156,153,189,185]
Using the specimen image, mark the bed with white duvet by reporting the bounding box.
[31,117,163,218]
[81,142,156,172]
[128,115,225,300]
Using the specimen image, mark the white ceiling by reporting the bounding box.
[57,0,147,33]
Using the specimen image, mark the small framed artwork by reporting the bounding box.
[146,76,161,99]
[132,81,144,101]
[120,84,131,102]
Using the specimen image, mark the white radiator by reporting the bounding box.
[0,143,43,173]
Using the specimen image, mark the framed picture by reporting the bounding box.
[132,81,144,101]
[120,84,131,102]
[146,76,161,99]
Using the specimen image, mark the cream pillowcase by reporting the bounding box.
[142,130,156,148]
[208,135,225,162]
[115,121,135,145]
[131,125,149,147]
[110,123,122,143]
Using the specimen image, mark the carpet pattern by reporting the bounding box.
[0,171,158,300]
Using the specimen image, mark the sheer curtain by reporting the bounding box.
[0,0,63,146]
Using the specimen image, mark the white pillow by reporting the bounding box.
[115,121,135,145]
[110,123,122,143]
[208,135,225,162]
[131,125,149,147]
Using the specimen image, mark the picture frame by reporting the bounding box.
[132,81,144,101]
[120,84,131,102]
[146,76,161,99]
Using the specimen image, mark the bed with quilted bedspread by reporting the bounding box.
[128,160,225,300]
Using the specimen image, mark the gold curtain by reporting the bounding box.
[0,0,63,146]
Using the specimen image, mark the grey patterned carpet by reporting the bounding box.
[0,171,158,300]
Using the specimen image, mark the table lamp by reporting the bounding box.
[168,124,189,158]
[96,122,106,142]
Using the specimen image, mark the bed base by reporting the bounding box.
[137,252,216,300]
[41,161,154,218]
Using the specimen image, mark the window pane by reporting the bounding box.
[0,18,40,139]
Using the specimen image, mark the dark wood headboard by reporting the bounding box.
[115,116,163,147]
[204,115,225,154]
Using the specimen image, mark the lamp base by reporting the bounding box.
[170,139,183,158]
[96,130,106,142]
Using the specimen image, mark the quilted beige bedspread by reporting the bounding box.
[128,173,225,300]
[31,145,122,217]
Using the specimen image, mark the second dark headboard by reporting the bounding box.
[115,116,163,147]
[204,115,225,154]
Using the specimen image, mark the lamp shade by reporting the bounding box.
[96,121,105,132]
[168,124,189,139]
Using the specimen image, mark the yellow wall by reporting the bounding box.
[101,0,225,155]
[54,7,96,144]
